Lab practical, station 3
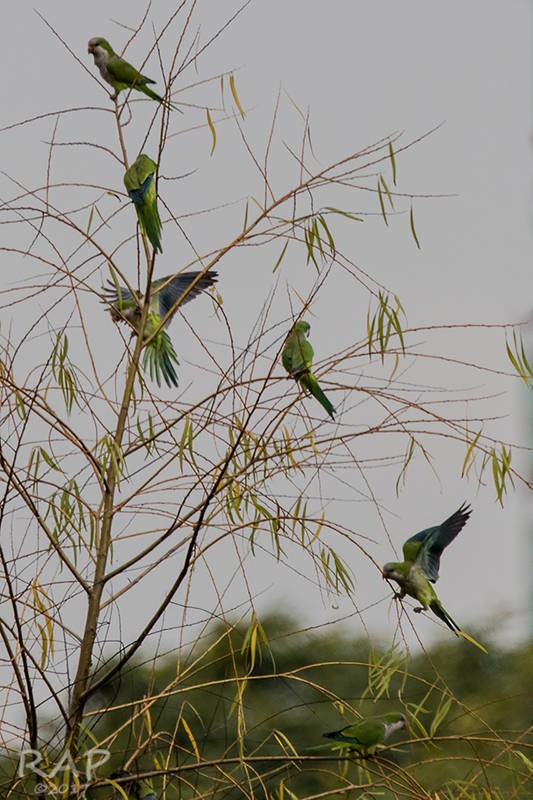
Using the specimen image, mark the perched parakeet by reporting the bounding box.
[124,154,162,253]
[88,37,175,110]
[323,712,406,756]
[104,270,218,388]
[382,503,472,634]
[281,320,335,419]
[109,770,156,799]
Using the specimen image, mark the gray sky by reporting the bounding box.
[1,0,531,685]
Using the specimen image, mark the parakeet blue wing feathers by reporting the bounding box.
[404,502,472,582]
[103,280,134,305]
[103,270,218,389]
[155,272,218,322]
[127,173,154,206]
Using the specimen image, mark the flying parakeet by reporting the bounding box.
[124,154,162,253]
[382,503,472,634]
[281,320,335,419]
[323,712,406,756]
[88,37,176,110]
[103,270,218,388]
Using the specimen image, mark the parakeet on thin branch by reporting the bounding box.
[123,154,163,253]
[281,320,335,419]
[382,503,485,648]
[88,37,177,110]
[109,770,156,800]
[323,712,406,757]
[104,270,218,388]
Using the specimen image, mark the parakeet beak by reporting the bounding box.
[88,43,94,54]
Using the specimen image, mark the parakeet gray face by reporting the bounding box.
[382,563,404,582]
[88,37,109,52]
[88,39,109,69]
[383,714,406,737]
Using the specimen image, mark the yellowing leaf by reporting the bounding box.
[461,427,482,478]
[206,108,216,155]
[181,716,200,761]
[229,74,245,118]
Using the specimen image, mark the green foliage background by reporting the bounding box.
[72,615,532,799]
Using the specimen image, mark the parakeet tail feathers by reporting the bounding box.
[430,600,461,634]
[142,330,179,387]
[138,205,163,253]
[139,83,180,111]
[304,373,335,419]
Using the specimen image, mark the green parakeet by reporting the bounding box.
[323,712,406,756]
[382,503,472,634]
[104,270,218,388]
[124,154,162,253]
[109,770,156,799]
[88,37,176,110]
[281,320,335,419]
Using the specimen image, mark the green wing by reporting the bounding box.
[402,535,425,565]
[323,719,384,754]
[123,154,158,192]
[403,503,472,581]
[282,323,313,376]
[107,54,152,88]
[282,321,334,418]
[124,155,162,253]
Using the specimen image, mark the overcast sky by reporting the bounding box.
[1,0,532,674]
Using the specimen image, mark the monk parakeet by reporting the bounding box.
[109,770,156,799]
[104,270,218,388]
[124,154,162,253]
[323,712,406,756]
[281,320,335,419]
[88,37,176,110]
[382,503,472,634]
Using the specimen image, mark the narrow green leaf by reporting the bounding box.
[409,202,421,249]
[39,447,61,472]
[318,214,336,256]
[272,240,289,273]
[461,428,482,478]
[87,205,95,235]
[377,180,388,226]
[323,206,364,222]
[388,140,397,185]
[505,329,533,386]
[429,697,452,738]
[513,750,533,772]
[380,174,394,208]
[272,730,298,757]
